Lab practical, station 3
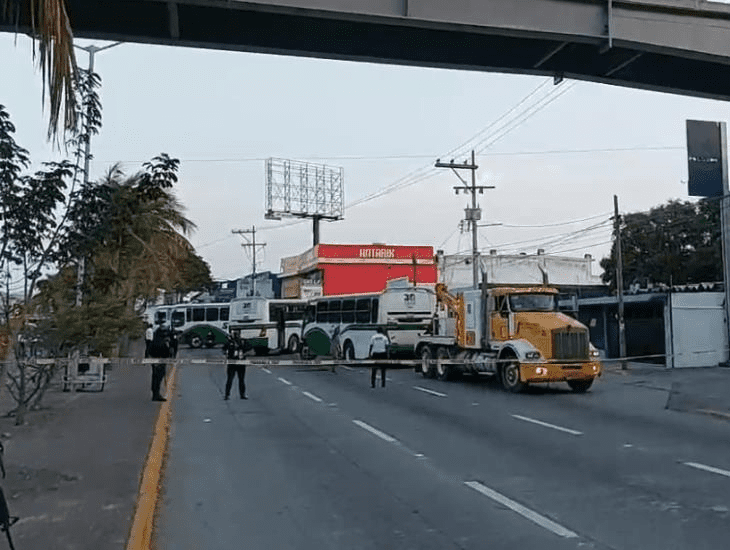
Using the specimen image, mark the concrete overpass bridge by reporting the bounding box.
[4,0,730,99]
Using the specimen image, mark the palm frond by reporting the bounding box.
[2,0,78,141]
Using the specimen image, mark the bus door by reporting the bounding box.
[270,304,285,351]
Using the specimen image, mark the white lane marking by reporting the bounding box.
[353,420,397,443]
[191,359,207,364]
[278,377,292,386]
[465,481,579,539]
[262,368,272,374]
[512,414,583,436]
[413,386,448,398]
[302,391,323,403]
[341,366,354,371]
[683,461,730,479]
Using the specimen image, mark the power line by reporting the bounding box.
[94,145,683,167]
[498,211,612,228]
[475,82,577,154]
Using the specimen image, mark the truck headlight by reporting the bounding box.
[535,367,548,375]
[525,351,541,360]
[590,349,601,358]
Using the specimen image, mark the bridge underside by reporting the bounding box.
[3,0,730,100]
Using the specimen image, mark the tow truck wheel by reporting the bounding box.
[436,347,452,381]
[567,378,594,393]
[500,357,526,393]
[420,346,435,378]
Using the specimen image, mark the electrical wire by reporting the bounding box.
[497,211,612,228]
[95,145,684,166]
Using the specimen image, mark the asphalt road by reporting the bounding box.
[157,348,730,550]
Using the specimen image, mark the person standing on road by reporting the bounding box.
[223,330,247,400]
[369,327,389,388]
[168,324,179,358]
[148,325,171,401]
[144,323,154,357]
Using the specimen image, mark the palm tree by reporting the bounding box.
[2,0,78,139]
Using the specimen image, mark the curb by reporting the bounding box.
[126,366,177,550]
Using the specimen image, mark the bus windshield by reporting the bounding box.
[509,294,556,312]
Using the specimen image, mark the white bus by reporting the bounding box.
[229,297,308,355]
[150,303,231,348]
[300,278,435,360]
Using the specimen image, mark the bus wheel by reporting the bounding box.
[567,378,594,393]
[343,342,355,361]
[500,357,526,393]
[287,335,300,354]
[420,346,435,378]
[436,347,452,381]
[300,345,313,360]
[190,335,202,348]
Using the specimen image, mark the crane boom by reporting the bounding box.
[434,283,466,348]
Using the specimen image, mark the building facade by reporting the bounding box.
[279,244,437,298]
[577,285,728,368]
[441,250,605,295]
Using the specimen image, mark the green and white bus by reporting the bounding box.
[151,303,231,348]
[301,278,436,360]
[228,297,308,355]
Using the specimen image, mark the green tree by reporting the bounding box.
[47,155,212,355]
[0,105,73,424]
[600,198,721,290]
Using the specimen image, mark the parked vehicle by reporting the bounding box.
[228,297,307,355]
[416,283,602,392]
[150,303,230,348]
[300,278,436,360]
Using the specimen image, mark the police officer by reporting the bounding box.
[223,330,247,400]
[369,327,389,388]
[148,325,171,401]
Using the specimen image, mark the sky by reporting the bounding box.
[2,33,730,284]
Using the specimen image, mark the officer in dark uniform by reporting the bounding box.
[223,330,247,400]
[148,325,171,401]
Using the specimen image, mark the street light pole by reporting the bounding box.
[72,42,123,306]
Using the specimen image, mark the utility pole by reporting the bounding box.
[435,150,494,289]
[73,42,123,306]
[232,227,266,296]
[613,195,627,370]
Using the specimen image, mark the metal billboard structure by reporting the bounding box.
[265,158,344,245]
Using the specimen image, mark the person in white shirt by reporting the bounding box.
[144,324,154,357]
[368,328,389,388]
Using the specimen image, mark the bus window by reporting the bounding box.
[220,307,229,321]
[305,305,316,323]
[327,300,342,324]
[342,299,355,323]
[206,307,219,322]
[192,308,205,322]
[286,304,306,321]
[171,310,185,328]
[371,298,379,324]
[356,298,370,323]
[186,308,192,323]
[316,301,328,323]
